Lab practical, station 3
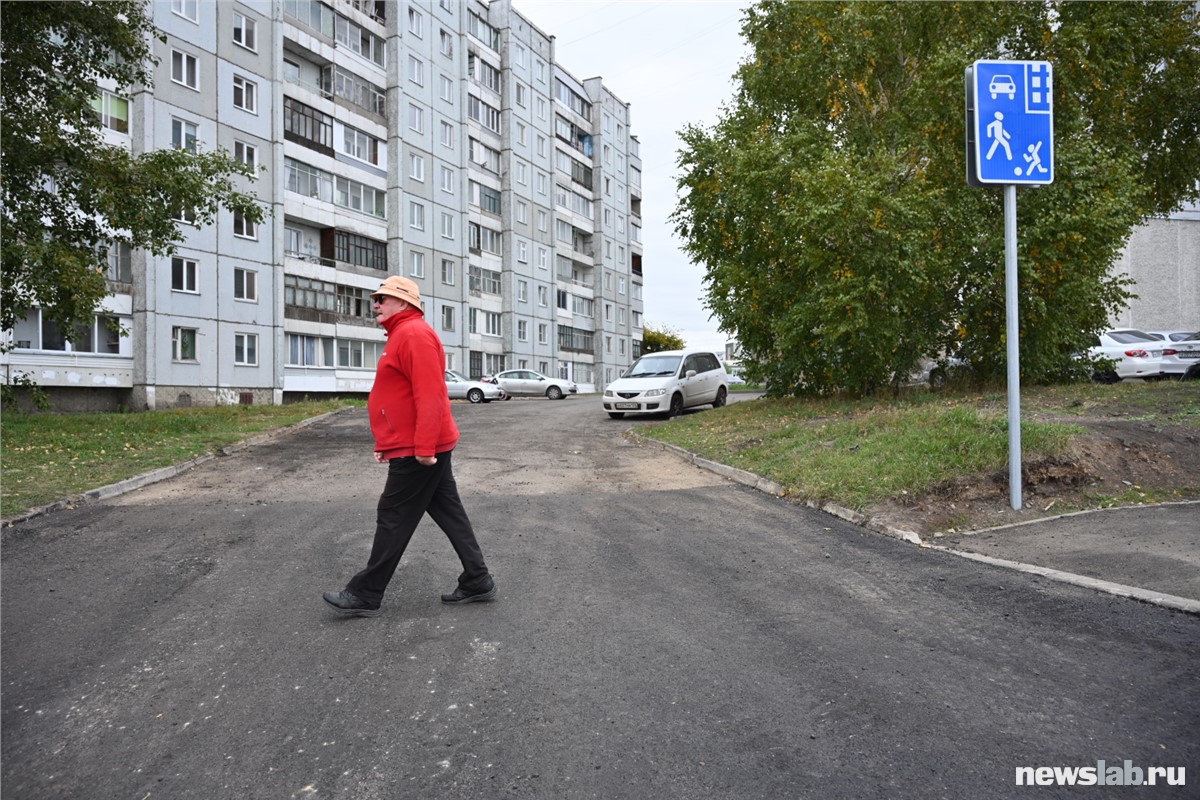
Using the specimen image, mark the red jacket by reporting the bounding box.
[368,309,459,459]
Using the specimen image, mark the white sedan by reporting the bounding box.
[445,370,506,403]
[1087,330,1164,382]
[1146,331,1200,378]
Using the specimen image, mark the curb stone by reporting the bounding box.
[635,432,1200,616]
[2,408,353,528]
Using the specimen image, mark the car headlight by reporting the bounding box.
[644,388,665,397]
[604,389,614,397]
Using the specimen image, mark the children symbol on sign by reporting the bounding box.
[985,112,1013,161]
[1017,141,1047,177]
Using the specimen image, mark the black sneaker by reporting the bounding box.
[440,581,497,605]
[323,590,381,617]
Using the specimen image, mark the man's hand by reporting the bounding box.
[416,455,438,466]
[374,451,388,463]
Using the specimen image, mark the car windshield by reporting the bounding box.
[624,355,682,378]
[1107,330,1158,344]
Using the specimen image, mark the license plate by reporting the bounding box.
[615,402,639,409]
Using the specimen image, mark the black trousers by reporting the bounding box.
[346,450,490,604]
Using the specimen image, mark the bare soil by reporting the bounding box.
[867,415,1200,535]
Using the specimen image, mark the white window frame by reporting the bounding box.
[409,153,425,181]
[440,165,455,193]
[234,140,257,168]
[171,256,198,294]
[410,250,425,278]
[408,7,424,37]
[233,75,257,113]
[234,333,258,366]
[172,326,198,361]
[440,74,454,103]
[172,118,197,152]
[408,55,424,87]
[409,201,425,230]
[441,305,455,331]
[233,12,257,51]
[234,267,258,302]
[233,212,257,240]
[440,120,455,148]
[441,259,456,286]
[408,104,424,133]
[172,0,198,22]
[440,212,455,239]
[171,50,199,90]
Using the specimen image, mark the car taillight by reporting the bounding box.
[1124,350,1151,358]
[1163,348,1178,356]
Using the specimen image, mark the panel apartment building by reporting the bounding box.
[3,0,645,410]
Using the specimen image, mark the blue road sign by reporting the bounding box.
[972,60,1053,185]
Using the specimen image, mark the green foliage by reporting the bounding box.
[673,1,1200,397]
[0,0,266,338]
[641,324,687,354]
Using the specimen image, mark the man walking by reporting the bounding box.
[324,276,496,617]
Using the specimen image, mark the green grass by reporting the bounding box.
[1,400,356,517]
[643,382,1199,511]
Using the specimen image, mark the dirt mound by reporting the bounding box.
[866,418,1200,535]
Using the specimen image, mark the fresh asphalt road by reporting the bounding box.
[3,395,1197,800]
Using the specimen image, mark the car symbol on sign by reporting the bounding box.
[989,75,1016,100]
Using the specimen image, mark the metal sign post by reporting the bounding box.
[966,59,1054,511]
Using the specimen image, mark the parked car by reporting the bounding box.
[1087,329,1165,382]
[445,370,505,403]
[1146,331,1200,378]
[602,349,729,419]
[487,369,577,399]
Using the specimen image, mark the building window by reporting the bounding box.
[287,334,334,367]
[171,50,199,90]
[171,257,198,293]
[172,118,197,153]
[517,279,528,302]
[172,327,198,361]
[233,75,258,113]
[517,240,528,263]
[331,230,387,270]
[440,166,455,193]
[342,125,380,165]
[233,12,257,50]
[408,55,424,86]
[538,323,548,344]
[440,29,453,57]
[409,152,425,181]
[469,265,502,294]
[440,74,454,103]
[409,201,425,230]
[336,285,374,322]
[441,259,456,285]
[234,268,258,301]
[234,333,258,366]
[441,305,455,332]
[408,104,424,133]
[234,140,257,167]
[233,212,257,240]
[410,250,425,278]
[284,97,334,153]
[517,320,528,341]
[172,0,198,22]
[440,120,455,147]
[91,91,129,133]
[408,7,423,36]
[440,212,454,239]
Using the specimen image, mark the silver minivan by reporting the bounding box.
[602,349,729,419]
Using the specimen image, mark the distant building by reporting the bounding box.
[1110,199,1200,332]
[3,0,644,410]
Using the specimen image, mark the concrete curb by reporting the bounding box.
[636,432,1200,616]
[2,408,352,528]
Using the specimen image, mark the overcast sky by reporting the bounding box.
[511,0,755,354]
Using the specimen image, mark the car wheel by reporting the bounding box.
[607,412,625,419]
[1093,370,1120,384]
[713,386,727,408]
[668,393,684,418]
[546,385,564,400]
[929,368,947,389]
[467,388,484,404]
